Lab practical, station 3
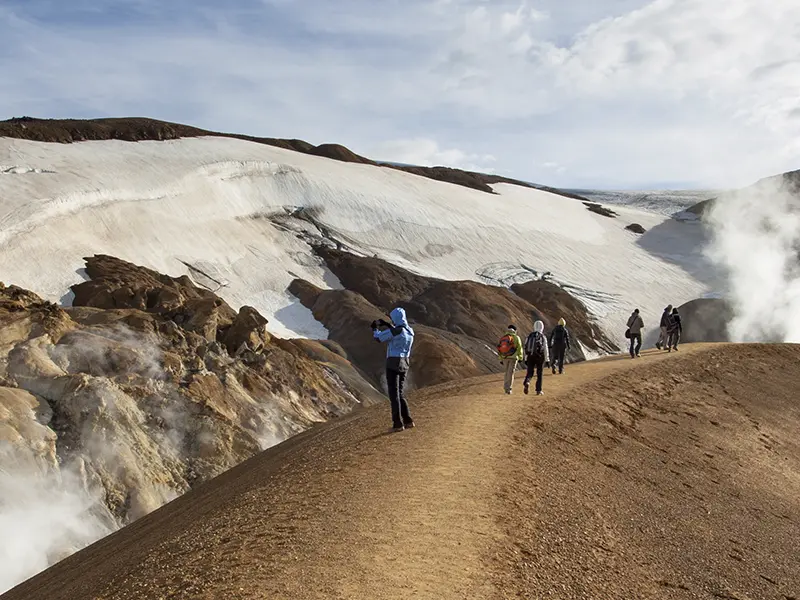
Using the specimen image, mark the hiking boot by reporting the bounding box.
[403,420,415,429]
[656,343,662,350]
[524,382,530,395]
[536,391,544,396]
[392,424,405,433]
[504,389,511,395]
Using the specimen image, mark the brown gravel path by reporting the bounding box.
[4,344,799,600]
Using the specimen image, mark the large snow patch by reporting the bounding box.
[0,136,713,340]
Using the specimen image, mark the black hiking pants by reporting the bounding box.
[667,330,681,350]
[386,368,413,428]
[524,357,545,393]
[552,344,567,374]
[629,333,642,357]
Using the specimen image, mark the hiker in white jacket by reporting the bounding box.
[523,320,550,396]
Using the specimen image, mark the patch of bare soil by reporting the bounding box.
[497,343,800,599]
[5,344,798,600]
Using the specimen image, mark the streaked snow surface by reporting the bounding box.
[0,136,716,342]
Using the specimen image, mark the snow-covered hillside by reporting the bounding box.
[0,136,714,343]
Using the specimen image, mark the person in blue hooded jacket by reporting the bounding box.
[372,307,415,432]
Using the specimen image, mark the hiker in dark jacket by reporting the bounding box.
[626,309,644,358]
[656,305,674,350]
[549,318,571,374]
[372,307,415,432]
[523,320,550,396]
[667,307,683,352]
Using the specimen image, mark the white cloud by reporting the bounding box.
[500,4,547,34]
[0,0,798,188]
[541,161,565,175]
[371,138,496,172]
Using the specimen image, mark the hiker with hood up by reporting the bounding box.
[549,318,572,375]
[667,307,683,352]
[497,325,524,394]
[523,320,550,396]
[372,307,415,432]
[656,305,674,350]
[626,308,644,358]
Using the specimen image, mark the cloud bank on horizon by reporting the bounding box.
[0,0,799,189]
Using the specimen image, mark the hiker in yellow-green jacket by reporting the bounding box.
[497,324,524,394]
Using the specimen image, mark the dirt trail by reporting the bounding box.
[4,344,800,600]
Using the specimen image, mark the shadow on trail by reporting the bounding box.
[362,429,406,443]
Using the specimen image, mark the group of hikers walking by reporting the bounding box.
[371,302,684,431]
[496,319,572,396]
[626,304,683,358]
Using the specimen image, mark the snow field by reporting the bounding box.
[0,136,713,343]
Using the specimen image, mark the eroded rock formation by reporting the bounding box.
[0,257,379,537]
[291,248,617,390]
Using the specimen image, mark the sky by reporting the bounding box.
[0,0,799,189]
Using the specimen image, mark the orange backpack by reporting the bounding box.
[497,334,517,357]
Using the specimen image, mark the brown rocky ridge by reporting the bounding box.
[290,247,617,391]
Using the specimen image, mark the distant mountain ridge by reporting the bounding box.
[0,116,588,200]
[686,169,800,218]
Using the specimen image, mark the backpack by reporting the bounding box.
[525,332,546,361]
[551,325,567,346]
[497,333,517,357]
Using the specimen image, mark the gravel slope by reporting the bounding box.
[4,343,799,600]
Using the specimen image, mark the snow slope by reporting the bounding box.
[0,136,714,343]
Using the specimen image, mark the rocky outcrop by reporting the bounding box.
[0,258,379,541]
[291,249,617,390]
[315,248,433,308]
[511,280,617,361]
[675,298,733,343]
[583,202,618,218]
[287,280,490,390]
[625,223,646,234]
[0,386,58,475]
[286,338,386,407]
[222,306,270,356]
